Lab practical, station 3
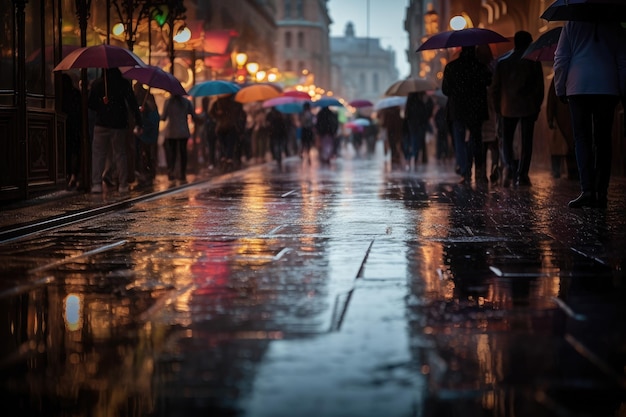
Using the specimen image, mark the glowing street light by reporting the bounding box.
[450,15,467,30]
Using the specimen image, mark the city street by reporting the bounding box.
[1,143,625,417]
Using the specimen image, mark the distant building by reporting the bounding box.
[274,0,332,90]
[330,22,399,103]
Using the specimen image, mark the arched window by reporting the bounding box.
[285,31,292,48]
[285,0,292,18]
[297,32,304,49]
[296,0,303,18]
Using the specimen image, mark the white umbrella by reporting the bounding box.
[374,96,407,111]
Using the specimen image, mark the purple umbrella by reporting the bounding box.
[121,65,187,95]
[417,28,510,51]
[522,27,562,62]
[541,0,626,22]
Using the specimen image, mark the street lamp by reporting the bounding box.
[246,61,259,82]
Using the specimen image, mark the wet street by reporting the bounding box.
[1,143,625,417]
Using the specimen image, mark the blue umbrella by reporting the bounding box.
[188,80,240,97]
[275,102,305,114]
[312,97,344,108]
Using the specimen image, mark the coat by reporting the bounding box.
[491,49,544,118]
[161,95,194,139]
[554,21,626,98]
[442,52,492,127]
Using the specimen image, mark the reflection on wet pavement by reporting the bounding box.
[0,145,625,416]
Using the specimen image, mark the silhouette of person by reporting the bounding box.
[491,31,544,187]
[161,94,195,182]
[61,74,82,190]
[442,45,492,184]
[554,21,626,209]
[133,83,159,187]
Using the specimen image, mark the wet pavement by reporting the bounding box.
[1,143,625,417]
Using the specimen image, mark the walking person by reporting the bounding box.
[315,106,339,164]
[133,83,160,187]
[491,31,545,187]
[442,46,492,184]
[299,101,315,163]
[161,94,195,183]
[403,91,434,168]
[88,68,142,193]
[546,79,573,179]
[61,74,82,190]
[554,20,626,209]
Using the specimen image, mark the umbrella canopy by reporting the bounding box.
[53,44,145,71]
[349,99,374,108]
[417,28,510,51]
[312,96,344,107]
[374,96,407,111]
[522,27,562,62]
[235,84,282,103]
[121,65,187,95]
[352,118,372,126]
[282,90,311,100]
[541,0,626,21]
[262,96,309,108]
[384,78,438,96]
[276,102,307,114]
[188,80,240,97]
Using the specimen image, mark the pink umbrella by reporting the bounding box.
[53,44,145,71]
[121,65,187,95]
[417,28,509,51]
[262,95,309,108]
[282,90,311,100]
[349,99,374,108]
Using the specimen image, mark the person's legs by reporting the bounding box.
[451,120,469,181]
[178,138,188,180]
[468,123,485,182]
[91,126,110,191]
[500,117,518,187]
[592,95,619,206]
[164,138,177,180]
[110,128,128,191]
[516,116,536,185]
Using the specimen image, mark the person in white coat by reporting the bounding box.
[554,21,626,209]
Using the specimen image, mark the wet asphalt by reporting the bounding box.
[0,142,625,417]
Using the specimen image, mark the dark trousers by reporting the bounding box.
[568,94,619,195]
[164,137,188,180]
[452,120,483,178]
[501,116,535,181]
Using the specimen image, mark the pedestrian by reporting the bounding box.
[554,20,626,209]
[299,101,315,162]
[61,73,82,190]
[403,91,434,168]
[314,106,339,164]
[377,105,404,167]
[434,103,451,161]
[161,93,195,182]
[546,79,572,179]
[198,96,218,170]
[266,107,288,167]
[442,45,492,184]
[88,68,142,193]
[210,94,246,170]
[491,30,545,187]
[133,83,160,187]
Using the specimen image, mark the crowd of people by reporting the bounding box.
[59,21,624,210]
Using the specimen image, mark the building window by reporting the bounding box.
[373,73,379,91]
[297,32,304,49]
[285,31,292,48]
[285,0,292,18]
[296,0,303,18]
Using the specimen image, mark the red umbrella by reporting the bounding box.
[417,28,509,51]
[121,64,187,95]
[522,27,562,62]
[349,99,374,108]
[52,44,145,71]
[262,95,309,108]
[282,90,311,100]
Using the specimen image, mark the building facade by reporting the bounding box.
[330,22,399,104]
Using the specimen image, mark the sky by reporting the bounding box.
[327,0,410,79]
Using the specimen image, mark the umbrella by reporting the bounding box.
[384,78,438,96]
[282,90,311,99]
[345,122,365,132]
[312,96,344,107]
[352,118,371,126]
[188,80,240,97]
[52,44,145,71]
[541,0,626,22]
[522,27,562,61]
[349,99,374,108]
[262,95,309,108]
[374,96,407,111]
[275,102,306,114]
[235,84,282,103]
[417,28,510,51]
[121,65,187,95]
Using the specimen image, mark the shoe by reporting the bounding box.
[91,184,102,193]
[568,192,596,208]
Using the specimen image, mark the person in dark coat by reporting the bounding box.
[61,74,82,190]
[314,106,339,163]
[266,107,288,166]
[210,95,246,170]
[403,91,434,167]
[88,68,142,193]
[378,105,404,166]
[491,30,544,187]
[442,46,492,184]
